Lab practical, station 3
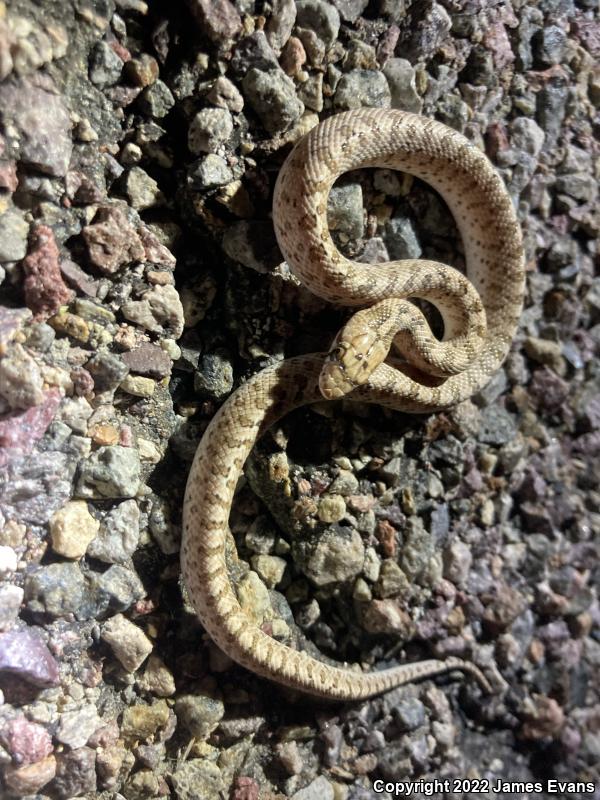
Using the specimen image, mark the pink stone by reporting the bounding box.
[4,716,53,766]
[0,388,61,467]
[483,23,515,71]
[22,225,73,321]
[137,224,176,267]
[232,776,260,800]
[0,628,60,687]
[82,205,145,274]
[186,0,242,43]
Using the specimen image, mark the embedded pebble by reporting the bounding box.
[76,445,141,499]
[50,500,100,559]
[334,69,391,109]
[3,755,57,796]
[171,758,224,800]
[122,284,185,337]
[0,343,44,411]
[0,207,29,262]
[86,499,140,564]
[102,613,153,672]
[0,585,23,631]
[0,628,60,687]
[124,166,163,210]
[0,75,72,176]
[188,107,233,154]
[174,685,225,739]
[299,526,364,585]
[56,705,102,749]
[242,68,304,134]
[328,183,364,239]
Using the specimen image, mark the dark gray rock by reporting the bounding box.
[334,69,391,110]
[89,41,123,87]
[242,68,304,134]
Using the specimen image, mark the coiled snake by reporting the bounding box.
[181,109,525,700]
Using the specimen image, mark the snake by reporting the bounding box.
[181,109,525,700]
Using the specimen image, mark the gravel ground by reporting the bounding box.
[0,0,598,798]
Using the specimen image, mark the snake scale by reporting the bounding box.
[181,109,525,700]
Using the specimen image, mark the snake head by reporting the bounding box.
[319,321,389,400]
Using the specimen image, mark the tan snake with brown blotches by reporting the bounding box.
[181,109,525,700]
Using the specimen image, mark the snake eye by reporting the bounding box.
[330,345,345,360]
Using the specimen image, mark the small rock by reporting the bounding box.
[296,0,340,49]
[383,58,422,112]
[76,445,141,499]
[334,69,391,110]
[299,525,364,586]
[124,54,159,87]
[0,75,72,176]
[392,696,426,731]
[384,217,422,259]
[237,571,271,624]
[83,206,145,274]
[60,258,99,297]
[0,343,44,410]
[175,685,225,739]
[89,41,123,87]
[520,695,565,740]
[138,80,175,118]
[280,35,307,76]
[102,613,153,672]
[51,747,96,798]
[232,31,279,74]
[121,343,172,378]
[86,351,129,394]
[207,76,244,112]
[50,500,100,559]
[317,494,346,523]
[56,705,102,749]
[266,0,296,52]
[374,559,409,598]
[0,585,23,631]
[22,224,73,320]
[0,627,60,687]
[3,755,56,796]
[242,67,304,134]
[360,598,414,635]
[87,499,140,564]
[332,0,368,21]
[124,166,163,210]
[328,183,364,239]
[443,540,472,586]
[191,153,233,188]
[137,654,176,697]
[25,562,88,619]
[120,699,170,743]
[0,544,17,575]
[251,554,287,588]
[524,336,565,375]
[194,350,234,400]
[533,25,567,67]
[91,564,145,615]
[120,374,156,397]
[171,758,224,800]
[121,284,184,337]
[0,207,29,262]
[188,107,233,154]
[291,775,335,800]
[187,0,242,43]
[3,716,53,765]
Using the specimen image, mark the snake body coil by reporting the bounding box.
[181,109,525,700]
